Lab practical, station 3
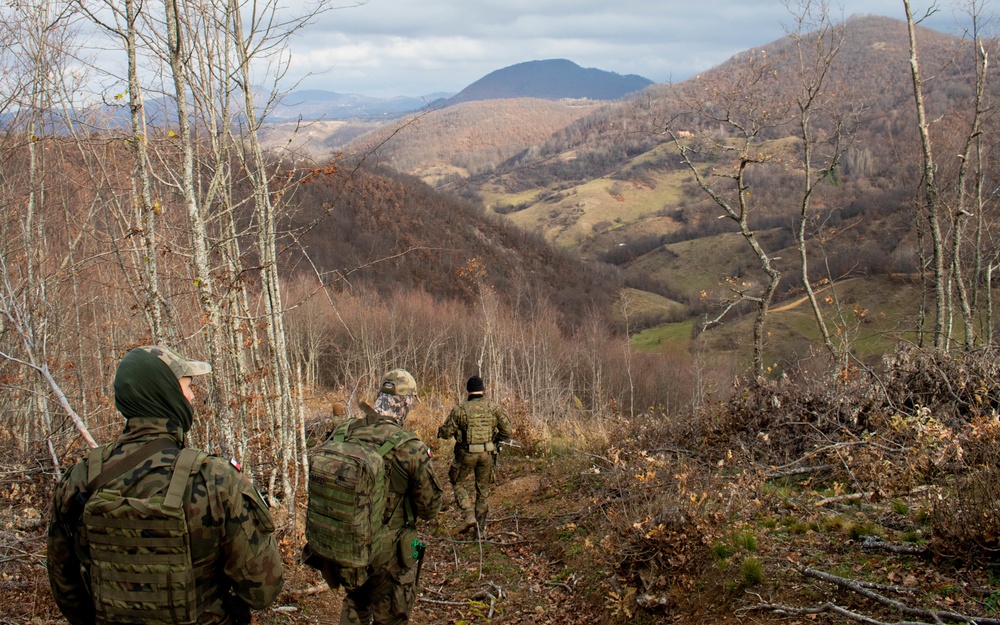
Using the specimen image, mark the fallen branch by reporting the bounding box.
[745,599,924,624]
[545,572,579,595]
[816,485,934,507]
[286,584,329,596]
[766,463,837,478]
[417,597,467,606]
[799,566,1000,624]
[815,491,871,506]
[860,536,928,557]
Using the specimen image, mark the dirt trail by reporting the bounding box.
[272,460,601,625]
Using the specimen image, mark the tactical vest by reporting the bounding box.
[306,420,416,580]
[463,401,496,448]
[81,441,214,624]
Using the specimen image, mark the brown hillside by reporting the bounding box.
[439,14,995,320]
[344,98,601,184]
[287,164,622,333]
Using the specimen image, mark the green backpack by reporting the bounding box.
[306,421,415,573]
[81,439,210,624]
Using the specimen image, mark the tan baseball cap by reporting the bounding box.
[139,345,212,378]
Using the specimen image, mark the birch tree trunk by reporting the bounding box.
[903,0,947,350]
[163,0,234,452]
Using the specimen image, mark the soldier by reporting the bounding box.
[303,368,443,625]
[46,345,283,625]
[437,375,513,536]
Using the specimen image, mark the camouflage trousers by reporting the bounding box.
[310,540,417,625]
[448,450,495,523]
[337,563,416,625]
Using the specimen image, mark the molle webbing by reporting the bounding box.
[463,403,495,446]
[83,447,212,624]
[306,425,416,570]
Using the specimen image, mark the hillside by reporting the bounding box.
[341,98,603,183]
[287,164,622,333]
[265,14,995,368]
[460,14,963,253]
[415,14,992,358]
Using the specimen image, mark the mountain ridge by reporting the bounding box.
[270,59,653,121]
[440,59,653,107]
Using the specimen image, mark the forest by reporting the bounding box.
[6,1,1000,623]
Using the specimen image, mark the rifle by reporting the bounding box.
[411,538,427,588]
[494,439,522,464]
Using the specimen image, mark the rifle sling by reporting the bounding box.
[86,437,176,494]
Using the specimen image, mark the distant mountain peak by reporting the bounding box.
[442,59,653,107]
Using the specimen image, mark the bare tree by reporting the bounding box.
[903,0,948,350]
[785,0,854,366]
[0,0,101,467]
[665,50,788,378]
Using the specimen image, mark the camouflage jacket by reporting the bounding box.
[47,418,284,625]
[438,396,513,451]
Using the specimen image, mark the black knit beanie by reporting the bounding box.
[466,375,485,394]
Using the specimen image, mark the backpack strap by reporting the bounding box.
[376,429,417,457]
[378,430,420,526]
[85,437,176,494]
[334,424,348,443]
[164,448,205,510]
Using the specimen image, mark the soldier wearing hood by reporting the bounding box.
[46,345,283,625]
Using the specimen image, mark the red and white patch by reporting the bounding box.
[229,458,242,472]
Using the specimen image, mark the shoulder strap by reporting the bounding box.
[333,418,361,443]
[163,448,205,510]
[85,437,176,495]
[377,429,417,457]
[376,429,420,527]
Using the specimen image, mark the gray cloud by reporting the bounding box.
[285,1,972,97]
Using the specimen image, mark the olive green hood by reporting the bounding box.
[114,347,194,437]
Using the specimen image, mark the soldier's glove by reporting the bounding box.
[437,426,448,439]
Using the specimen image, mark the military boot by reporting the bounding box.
[459,512,477,535]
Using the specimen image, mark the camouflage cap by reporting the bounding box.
[379,368,417,396]
[139,345,212,379]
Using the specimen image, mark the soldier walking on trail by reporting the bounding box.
[437,375,513,536]
[46,345,283,625]
[303,368,443,625]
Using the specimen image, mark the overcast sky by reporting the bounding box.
[281,0,975,98]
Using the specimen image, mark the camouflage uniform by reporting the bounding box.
[304,370,443,625]
[437,378,512,533]
[46,346,283,625]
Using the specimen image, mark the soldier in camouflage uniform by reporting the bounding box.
[46,345,284,625]
[303,368,443,625]
[437,375,512,536]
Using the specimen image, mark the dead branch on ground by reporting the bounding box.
[745,566,1000,625]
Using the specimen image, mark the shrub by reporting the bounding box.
[740,557,764,587]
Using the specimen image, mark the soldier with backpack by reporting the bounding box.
[437,375,513,537]
[303,368,442,625]
[46,345,283,625]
